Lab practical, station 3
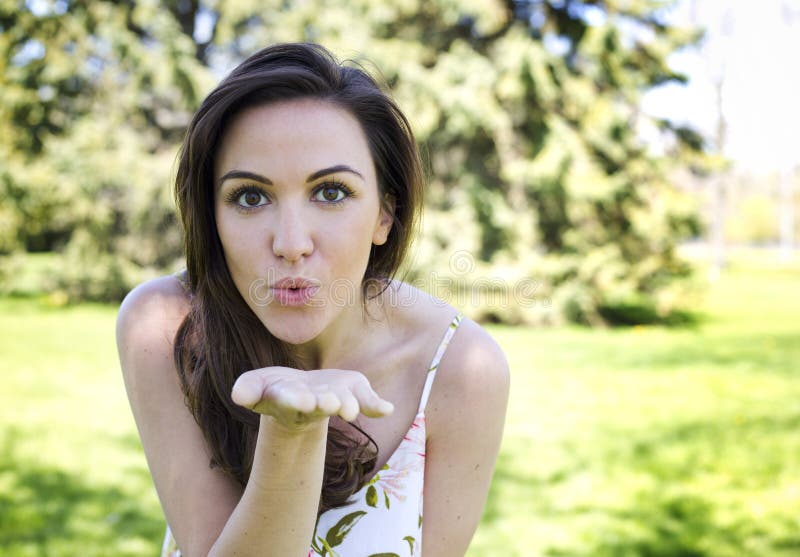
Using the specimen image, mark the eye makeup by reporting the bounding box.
[223,180,356,212]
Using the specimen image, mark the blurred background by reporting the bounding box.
[1,0,798,555]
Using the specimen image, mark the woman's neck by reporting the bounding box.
[290,283,395,371]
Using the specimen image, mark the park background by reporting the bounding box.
[1,0,798,555]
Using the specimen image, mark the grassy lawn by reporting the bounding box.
[1,250,798,556]
[470,251,800,557]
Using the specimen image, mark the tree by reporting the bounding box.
[0,0,210,298]
[0,0,704,325]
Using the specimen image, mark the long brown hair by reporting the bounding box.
[172,43,424,514]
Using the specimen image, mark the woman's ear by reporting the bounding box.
[372,194,395,246]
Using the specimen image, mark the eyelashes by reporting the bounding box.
[225,187,267,210]
[315,181,355,204]
[224,180,356,211]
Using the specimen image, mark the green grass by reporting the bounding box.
[1,251,798,556]
[0,300,164,557]
[469,252,800,557]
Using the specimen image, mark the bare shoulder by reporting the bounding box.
[116,274,192,424]
[418,309,510,554]
[427,315,510,432]
[380,279,461,335]
[385,279,510,424]
[117,274,191,345]
[117,276,241,555]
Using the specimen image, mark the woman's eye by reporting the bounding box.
[237,189,267,208]
[227,183,351,209]
[314,183,352,203]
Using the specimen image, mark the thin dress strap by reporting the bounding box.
[417,312,464,414]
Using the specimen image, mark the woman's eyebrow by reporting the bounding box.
[218,170,272,187]
[306,165,364,182]
[217,165,364,188]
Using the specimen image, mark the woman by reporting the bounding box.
[117,43,509,557]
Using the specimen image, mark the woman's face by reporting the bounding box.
[214,99,393,345]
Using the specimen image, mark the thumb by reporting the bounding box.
[231,371,266,408]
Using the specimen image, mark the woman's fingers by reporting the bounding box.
[231,371,268,408]
[264,379,316,413]
[353,381,394,418]
[232,368,306,410]
[336,390,360,422]
[313,386,342,415]
[232,367,393,424]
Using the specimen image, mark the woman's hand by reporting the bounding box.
[231,367,394,430]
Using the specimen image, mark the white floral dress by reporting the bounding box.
[161,312,464,557]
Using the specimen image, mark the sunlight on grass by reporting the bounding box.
[0,301,163,556]
[468,252,800,556]
[1,251,798,556]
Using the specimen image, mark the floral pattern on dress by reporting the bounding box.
[310,413,428,556]
[364,414,427,510]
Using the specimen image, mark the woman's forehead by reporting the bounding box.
[215,99,375,183]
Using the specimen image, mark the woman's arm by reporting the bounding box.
[210,367,392,556]
[208,416,329,557]
[118,277,243,556]
[117,277,391,557]
[422,317,511,556]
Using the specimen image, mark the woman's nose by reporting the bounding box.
[271,205,314,262]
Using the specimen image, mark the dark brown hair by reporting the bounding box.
[172,43,424,514]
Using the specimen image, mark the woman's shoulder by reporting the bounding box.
[116,274,192,369]
[118,272,191,323]
[383,279,478,332]
[381,279,456,325]
[116,274,195,422]
[382,279,506,371]
[386,280,509,417]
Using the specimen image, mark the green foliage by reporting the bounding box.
[0,0,706,324]
[0,0,203,299]
[0,252,60,298]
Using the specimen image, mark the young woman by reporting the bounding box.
[116,43,509,557]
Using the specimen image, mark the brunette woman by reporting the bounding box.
[116,42,509,557]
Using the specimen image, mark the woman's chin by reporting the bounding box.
[258,314,323,345]
[270,329,316,345]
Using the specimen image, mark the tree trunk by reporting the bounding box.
[709,76,728,281]
[778,169,795,263]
